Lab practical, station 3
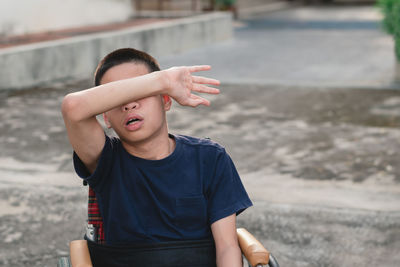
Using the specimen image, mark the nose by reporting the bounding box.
[123,101,139,111]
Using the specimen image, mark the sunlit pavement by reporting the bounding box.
[1,5,399,267]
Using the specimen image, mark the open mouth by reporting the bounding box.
[126,118,141,125]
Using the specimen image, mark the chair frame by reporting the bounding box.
[62,228,278,267]
[60,186,279,267]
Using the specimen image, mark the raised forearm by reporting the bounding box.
[62,71,166,122]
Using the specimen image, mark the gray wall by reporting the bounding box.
[0,0,134,36]
[0,12,232,91]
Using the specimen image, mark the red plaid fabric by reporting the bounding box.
[88,187,105,244]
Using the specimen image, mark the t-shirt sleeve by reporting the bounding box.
[73,135,114,191]
[206,149,253,225]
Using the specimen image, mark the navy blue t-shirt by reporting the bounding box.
[74,134,252,245]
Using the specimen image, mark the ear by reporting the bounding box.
[162,95,172,111]
[103,112,112,129]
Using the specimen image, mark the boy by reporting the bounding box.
[62,48,252,266]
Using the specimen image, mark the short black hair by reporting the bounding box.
[94,48,160,86]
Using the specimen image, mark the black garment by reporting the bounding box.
[86,238,217,267]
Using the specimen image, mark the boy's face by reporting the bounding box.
[101,62,171,145]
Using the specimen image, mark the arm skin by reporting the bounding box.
[211,214,242,267]
[61,66,219,173]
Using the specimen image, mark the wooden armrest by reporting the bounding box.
[70,240,93,267]
[237,228,270,267]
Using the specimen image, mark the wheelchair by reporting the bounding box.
[58,187,279,267]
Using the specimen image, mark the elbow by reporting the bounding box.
[61,93,85,122]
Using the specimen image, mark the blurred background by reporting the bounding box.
[0,0,399,266]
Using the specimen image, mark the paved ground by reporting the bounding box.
[161,5,398,89]
[1,4,400,267]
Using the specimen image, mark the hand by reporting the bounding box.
[163,65,220,107]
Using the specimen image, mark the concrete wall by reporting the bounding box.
[134,0,207,11]
[134,0,288,12]
[0,12,232,91]
[0,0,134,36]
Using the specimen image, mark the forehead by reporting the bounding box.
[101,62,150,84]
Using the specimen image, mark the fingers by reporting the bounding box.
[192,84,220,95]
[188,65,211,73]
[192,76,220,95]
[192,76,220,86]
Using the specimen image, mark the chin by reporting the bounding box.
[119,132,148,144]
[116,123,166,144]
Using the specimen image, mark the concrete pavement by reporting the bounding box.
[0,4,399,267]
[160,5,399,89]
